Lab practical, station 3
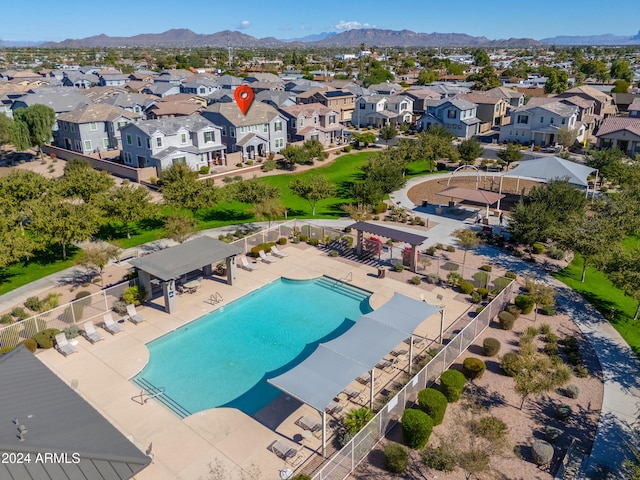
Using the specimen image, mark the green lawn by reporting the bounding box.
[553,253,640,357]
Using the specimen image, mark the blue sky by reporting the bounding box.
[3,0,638,42]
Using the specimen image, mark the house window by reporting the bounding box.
[103,138,109,148]
[517,115,529,124]
[400,102,407,111]
[137,136,142,147]
[146,138,151,148]
[172,157,186,165]
[313,116,318,125]
[231,129,235,138]
[126,134,132,145]
[447,110,457,119]
[263,124,268,133]
[562,118,566,125]
[70,124,76,132]
[84,140,92,151]
[540,117,544,123]
[199,87,205,94]
[118,121,126,129]
[239,126,245,134]
[274,120,283,132]
[298,118,304,127]
[359,102,366,109]
[222,126,227,136]
[550,117,554,124]
[329,114,336,124]
[137,156,146,167]
[89,122,97,131]
[156,137,162,147]
[63,123,67,131]
[204,131,214,143]
[180,133,187,144]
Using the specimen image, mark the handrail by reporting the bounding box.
[140,386,165,404]
[339,272,353,283]
[209,292,224,305]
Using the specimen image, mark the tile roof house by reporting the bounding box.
[94,92,157,119]
[405,88,442,114]
[55,103,141,154]
[279,103,343,146]
[98,73,130,87]
[456,92,509,127]
[417,98,481,139]
[555,85,618,120]
[120,116,226,173]
[11,88,92,133]
[142,83,181,98]
[595,116,640,156]
[485,86,526,108]
[255,90,296,109]
[146,100,204,119]
[0,346,151,480]
[201,102,287,161]
[498,101,584,146]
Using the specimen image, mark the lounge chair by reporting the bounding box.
[55,333,77,356]
[126,304,145,324]
[376,359,395,373]
[82,321,104,344]
[271,245,288,258]
[296,414,321,432]
[240,256,257,271]
[102,313,124,334]
[327,400,343,415]
[343,386,365,400]
[269,439,302,465]
[258,250,276,264]
[391,346,408,356]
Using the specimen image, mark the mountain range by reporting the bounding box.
[12,28,640,48]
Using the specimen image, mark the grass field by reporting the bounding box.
[554,253,640,357]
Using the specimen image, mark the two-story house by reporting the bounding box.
[180,78,221,97]
[55,104,140,154]
[120,116,226,173]
[417,98,481,139]
[352,94,414,128]
[94,92,157,119]
[98,74,129,87]
[278,103,343,146]
[595,115,640,156]
[457,92,509,129]
[555,85,617,122]
[298,88,357,123]
[201,102,287,161]
[498,101,584,146]
[485,86,525,109]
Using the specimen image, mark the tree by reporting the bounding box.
[162,164,218,224]
[302,139,325,162]
[12,104,56,160]
[557,127,579,150]
[453,229,479,264]
[612,80,631,93]
[77,244,121,286]
[585,147,626,185]
[105,182,156,239]
[472,49,491,67]
[524,276,557,321]
[231,178,280,206]
[361,151,407,194]
[508,200,555,246]
[289,175,336,216]
[0,215,37,268]
[579,59,609,82]
[253,198,285,228]
[58,157,115,202]
[610,58,634,83]
[352,131,377,148]
[0,169,52,235]
[417,70,438,85]
[280,144,308,168]
[0,113,13,152]
[378,124,397,149]
[457,137,484,165]
[9,117,31,152]
[608,249,640,321]
[163,214,194,244]
[543,70,569,94]
[467,66,501,91]
[496,143,523,170]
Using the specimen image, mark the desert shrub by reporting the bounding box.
[393,263,404,272]
[459,281,474,295]
[343,145,352,152]
[547,246,565,260]
[122,285,147,306]
[567,351,583,366]
[475,306,485,314]
[440,369,466,402]
[11,307,29,319]
[462,357,486,379]
[19,338,37,353]
[425,273,441,285]
[554,403,573,421]
[75,290,92,306]
[40,292,61,311]
[514,295,534,314]
[309,238,320,246]
[532,243,545,254]
[401,408,433,449]
[112,300,128,315]
[471,291,482,304]
[544,343,559,356]
[446,245,455,252]
[250,242,275,256]
[479,265,492,272]
[482,338,501,357]
[1,314,13,324]
[498,311,515,330]
[545,426,562,443]
[338,431,354,447]
[477,287,489,298]
[539,323,551,335]
[443,261,459,271]
[63,303,84,322]
[329,250,339,257]
[574,365,589,378]
[417,388,448,425]
[384,443,408,474]
[410,276,421,285]
[501,352,521,377]
[297,234,308,242]
[32,328,60,349]
[424,246,437,255]
[545,332,558,343]
[564,384,580,399]
[505,304,521,319]
[0,346,14,354]
[373,202,388,214]
[422,445,456,472]
[532,440,554,465]
[447,272,462,287]
[62,324,81,339]
[472,271,490,288]
[505,271,517,279]
[262,159,276,172]
[199,165,210,175]
[539,304,556,316]
[562,335,579,352]
[278,237,287,245]
[24,296,43,312]
[471,416,508,441]
[493,277,512,291]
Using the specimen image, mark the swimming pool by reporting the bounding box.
[132,277,371,417]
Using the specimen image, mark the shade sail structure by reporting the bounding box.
[363,292,440,335]
[268,346,368,412]
[348,221,429,246]
[504,156,596,187]
[323,317,409,370]
[437,186,505,206]
[129,236,242,281]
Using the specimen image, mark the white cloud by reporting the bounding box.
[236,20,251,30]
[335,20,372,31]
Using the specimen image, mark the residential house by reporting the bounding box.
[595,116,640,156]
[55,104,140,154]
[417,98,481,139]
[498,101,584,146]
[98,74,129,87]
[405,88,441,114]
[94,92,157,119]
[11,88,91,133]
[216,74,244,91]
[485,86,525,108]
[61,72,99,89]
[527,95,597,137]
[297,88,357,123]
[180,78,221,96]
[457,92,509,129]
[142,83,181,98]
[155,70,193,84]
[555,85,617,124]
[146,100,204,119]
[201,102,287,161]
[628,98,640,118]
[352,94,414,128]
[279,103,343,147]
[255,90,296,109]
[368,82,405,95]
[120,116,226,173]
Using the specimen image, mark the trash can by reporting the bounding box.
[422,199,428,207]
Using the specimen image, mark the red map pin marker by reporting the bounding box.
[234,85,254,115]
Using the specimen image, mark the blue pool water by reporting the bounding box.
[133,277,371,417]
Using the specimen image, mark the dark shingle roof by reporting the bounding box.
[0,346,151,480]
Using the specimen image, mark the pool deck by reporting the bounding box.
[38,243,471,480]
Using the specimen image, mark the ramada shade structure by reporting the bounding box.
[268,293,441,456]
[437,186,505,216]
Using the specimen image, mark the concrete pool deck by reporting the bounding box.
[37,242,471,480]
